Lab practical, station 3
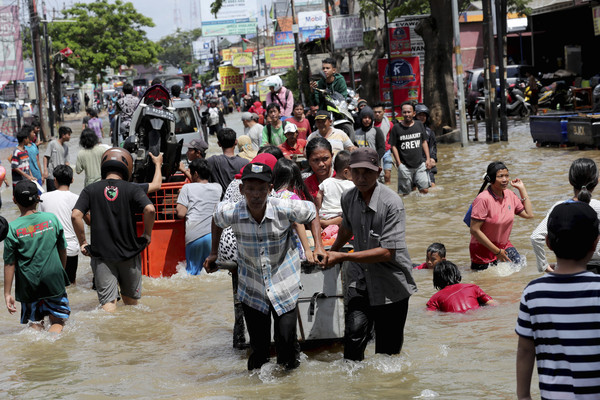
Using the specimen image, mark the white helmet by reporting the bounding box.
[263,75,282,92]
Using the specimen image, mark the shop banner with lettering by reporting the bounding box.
[594,6,600,36]
[389,27,411,57]
[232,53,254,68]
[0,6,25,81]
[219,66,244,91]
[378,57,421,111]
[265,45,295,69]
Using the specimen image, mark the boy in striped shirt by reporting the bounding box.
[516,201,600,400]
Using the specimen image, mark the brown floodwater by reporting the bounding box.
[1,118,598,399]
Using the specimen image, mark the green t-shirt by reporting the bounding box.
[262,121,287,146]
[3,212,69,303]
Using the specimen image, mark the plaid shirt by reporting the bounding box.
[214,197,316,315]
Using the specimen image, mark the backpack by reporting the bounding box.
[208,107,219,126]
[266,120,287,144]
[271,89,291,112]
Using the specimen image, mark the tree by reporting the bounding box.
[49,0,159,84]
[358,0,530,133]
[156,28,203,76]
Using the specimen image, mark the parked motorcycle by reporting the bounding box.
[474,80,533,119]
[123,84,183,183]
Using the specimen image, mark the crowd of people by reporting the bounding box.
[3,62,600,399]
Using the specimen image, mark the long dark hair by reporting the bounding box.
[433,261,462,290]
[79,128,99,149]
[272,158,314,202]
[569,158,598,204]
[477,161,508,194]
[305,136,333,173]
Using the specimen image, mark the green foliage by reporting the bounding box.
[210,0,224,17]
[49,0,159,84]
[157,28,202,69]
[282,69,298,93]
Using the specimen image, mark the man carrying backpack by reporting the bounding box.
[206,99,225,136]
[261,103,288,146]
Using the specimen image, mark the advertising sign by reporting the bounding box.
[275,31,295,46]
[389,27,411,57]
[232,52,254,68]
[329,15,363,50]
[299,27,326,42]
[219,66,244,92]
[389,15,426,70]
[378,57,421,110]
[200,0,258,36]
[192,38,214,61]
[594,6,600,36]
[265,45,295,69]
[298,11,327,28]
[0,6,25,81]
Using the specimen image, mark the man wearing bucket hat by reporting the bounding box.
[324,147,416,361]
[205,161,326,370]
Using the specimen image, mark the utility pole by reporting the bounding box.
[42,1,54,137]
[28,0,48,142]
[451,0,468,147]
[256,25,261,76]
[482,0,498,142]
[290,0,305,105]
[382,0,395,119]
[496,0,508,141]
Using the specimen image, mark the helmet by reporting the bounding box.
[101,147,134,181]
[263,75,282,92]
[415,103,430,117]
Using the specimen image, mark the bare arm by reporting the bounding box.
[43,155,49,179]
[147,153,163,194]
[511,179,534,219]
[422,140,432,169]
[4,263,16,314]
[58,247,67,269]
[176,204,187,220]
[516,336,535,400]
[315,189,323,211]
[72,209,90,256]
[178,162,193,181]
[142,204,155,242]
[203,219,224,273]
[330,224,353,252]
[321,216,342,228]
[309,214,326,263]
[391,145,401,167]
[294,223,314,263]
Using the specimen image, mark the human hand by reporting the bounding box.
[178,162,186,172]
[42,171,48,180]
[80,243,91,257]
[149,152,163,166]
[203,254,219,273]
[305,250,315,264]
[496,248,510,262]
[324,250,345,268]
[313,247,327,266]
[5,294,16,314]
[510,178,526,191]
[142,233,151,245]
[545,263,555,273]
[309,81,317,91]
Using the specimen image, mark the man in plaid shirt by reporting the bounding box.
[205,161,326,370]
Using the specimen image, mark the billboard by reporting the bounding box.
[378,57,421,111]
[192,38,215,61]
[0,6,25,81]
[219,66,244,92]
[389,27,411,57]
[232,52,254,68]
[200,0,258,36]
[265,45,295,69]
[329,15,363,50]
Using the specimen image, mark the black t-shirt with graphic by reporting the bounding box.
[389,120,427,169]
[74,179,152,262]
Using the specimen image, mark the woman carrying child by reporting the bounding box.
[469,161,534,270]
[427,261,495,312]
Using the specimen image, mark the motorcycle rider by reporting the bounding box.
[264,75,294,118]
[310,57,348,111]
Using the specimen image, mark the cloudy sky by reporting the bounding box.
[37,0,271,41]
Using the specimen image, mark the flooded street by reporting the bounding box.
[1,115,598,399]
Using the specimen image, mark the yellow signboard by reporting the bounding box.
[219,66,244,92]
[264,45,295,69]
[594,6,600,36]
[232,53,254,68]
[221,48,240,61]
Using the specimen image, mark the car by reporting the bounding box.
[500,65,534,87]
[464,68,485,96]
[172,98,205,151]
[465,65,535,95]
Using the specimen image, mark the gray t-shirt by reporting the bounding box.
[244,123,264,150]
[177,182,222,244]
[45,139,69,179]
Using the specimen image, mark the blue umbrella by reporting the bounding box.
[0,131,17,149]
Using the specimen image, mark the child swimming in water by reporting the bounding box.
[426,261,496,313]
[414,242,446,269]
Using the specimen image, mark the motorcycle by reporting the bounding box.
[474,80,533,119]
[312,87,355,138]
[123,84,183,183]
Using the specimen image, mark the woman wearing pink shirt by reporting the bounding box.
[469,161,534,270]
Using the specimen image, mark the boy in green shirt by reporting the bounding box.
[3,180,70,333]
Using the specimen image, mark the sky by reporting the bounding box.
[36,0,271,42]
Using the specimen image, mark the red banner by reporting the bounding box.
[378,57,421,113]
[389,27,411,58]
[59,47,73,57]
[0,6,25,81]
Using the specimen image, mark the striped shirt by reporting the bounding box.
[11,147,30,186]
[213,197,316,315]
[516,271,600,399]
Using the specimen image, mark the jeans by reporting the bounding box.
[471,246,521,270]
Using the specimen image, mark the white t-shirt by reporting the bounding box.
[244,123,264,150]
[307,128,354,155]
[318,177,355,219]
[177,182,222,244]
[39,189,79,256]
